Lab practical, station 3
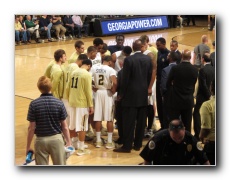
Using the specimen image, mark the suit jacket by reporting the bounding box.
[175,50,182,64]
[166,61,198,109]
[120,52,152,107]
[196,64,215,104]
[161,63,177,96]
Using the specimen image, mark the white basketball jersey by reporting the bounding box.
[91,64,116,90]
[91,52,102,66]
[114,50,126,72]
[143,49,151,55]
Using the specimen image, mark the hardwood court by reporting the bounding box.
[15,20,215,166]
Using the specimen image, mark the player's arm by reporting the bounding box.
[147,52,156,95]
[85,75,94,109]
[61,120,72,146]
[51,69,62,94]
[26,121,35,155]
[110,74,117,95]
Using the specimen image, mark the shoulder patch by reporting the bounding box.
[196,142,204,151]
[148,140,155,150]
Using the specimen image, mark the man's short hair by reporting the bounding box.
[102,55,112,62]
[87,46,97,54]
[93,38,104,46]
[82,59,92,67]
[37,76,52,94]
[202,54,211,62]
[77,54,88,61]
[169,51,180,62]
[116,34,125,40]
[123,46,132,55]
[54,49,66,62]
[74,40,84,48]
[156,37,166,45]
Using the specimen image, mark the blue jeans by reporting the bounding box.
[15,30,27,42]
[40,23,52,39]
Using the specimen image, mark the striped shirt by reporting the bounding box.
[27,94,67,137]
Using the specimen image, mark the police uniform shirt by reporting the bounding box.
[156,48,170,82]
[139,129,209,165]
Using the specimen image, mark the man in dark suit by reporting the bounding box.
[193,54,215,140]
[113,39,152,153]
[170,40,182,64]
[156,37,170,130]
[161,52,179,128]
[167,49,198,132]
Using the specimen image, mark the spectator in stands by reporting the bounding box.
[72,15,89,38]
[18,15,30,43]
[24,15,41,43]
[15,15,27,45]
[51,15,66,40]
[39,15,53,42]
[63,15,75,39]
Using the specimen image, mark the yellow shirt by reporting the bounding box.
[200,96,215,141]
[15,21,23,31]
[44,60,66,78]
[66,68,93,108]
[63,63,79,100]
[148,46,158,61]
[50,64,64,99]
[68,52,81,64]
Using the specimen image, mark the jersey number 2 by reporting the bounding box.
[98,75,104,85]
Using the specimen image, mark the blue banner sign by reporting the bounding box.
[101,16,169,35]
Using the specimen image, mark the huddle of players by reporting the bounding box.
[44,37,134,156]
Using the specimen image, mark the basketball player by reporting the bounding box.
[62,54,88,149]
[65,59,94,156]
[91,55,117,148]
[68,40,85,64]
[111,46,132,73]
[50,49,66,99]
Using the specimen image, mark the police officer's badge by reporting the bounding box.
[148,140,155,150]
[162,58,165,62]
[187,144,192,152]
[196,142,203,151]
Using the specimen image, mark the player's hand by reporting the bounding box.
[92,87,98,92]
[89,107,94,115]
[148,87,152,96]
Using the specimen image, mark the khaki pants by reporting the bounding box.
[35,134,66,165]
[52,24,66,38]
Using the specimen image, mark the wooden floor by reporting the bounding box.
[15,19,215,166]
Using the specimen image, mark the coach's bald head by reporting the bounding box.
[132,39,142,52]
[181,49,191,61]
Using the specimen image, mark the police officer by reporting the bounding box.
[139,119,210,165]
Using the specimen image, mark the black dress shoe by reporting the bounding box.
[113,147,131,153]
[133,146,141,151]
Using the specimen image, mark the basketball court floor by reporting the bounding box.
[15,18,215,165]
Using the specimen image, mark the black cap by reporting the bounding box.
[169,120,184,131]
